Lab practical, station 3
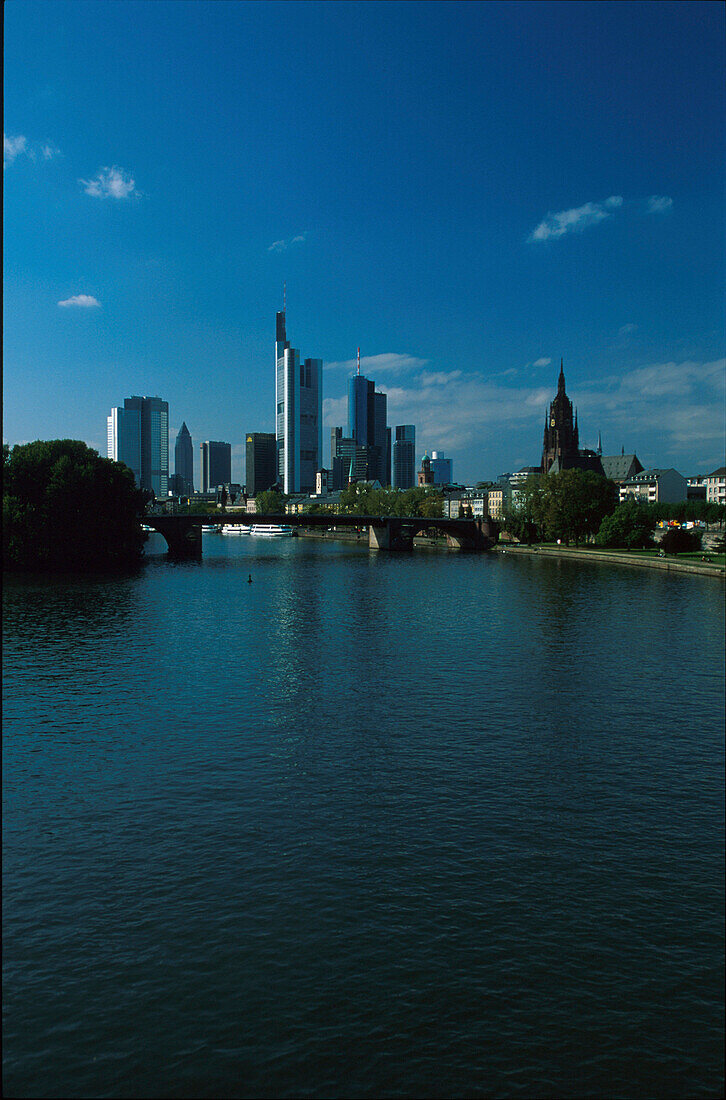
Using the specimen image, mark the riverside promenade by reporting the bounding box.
[499,543,725,578]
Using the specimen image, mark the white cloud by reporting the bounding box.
[418,370,462,386]
[80,166,137,199]
[532,357,551,368]
[42,143,61,160]
[268,231,308,252]
[529,195,623,242]
[4,134,28,165]
[647,195,673,214]
[618,323,638,336]
[325,352,428,376]
[58,294,101,308]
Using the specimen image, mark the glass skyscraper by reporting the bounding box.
[275,310,322,494]
[174,422,194,495]
[200,441,232,492]
[392,424,416,489]
[107,395,168,497]
[347,372,389,484]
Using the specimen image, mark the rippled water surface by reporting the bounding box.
[3,536,724,1098]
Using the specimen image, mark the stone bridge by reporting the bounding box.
[144,513,499,560]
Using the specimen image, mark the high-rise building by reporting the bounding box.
[430,451,453,486]
[392,425,416,489]
[275,310,322,494]
[200,441,232,492]
[107,395,168,497]
[175,422,194,495]
[347,365,388,484]
[246,432,277,495]
[330,426,368,490]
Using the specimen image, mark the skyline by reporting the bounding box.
[4,1,725,486]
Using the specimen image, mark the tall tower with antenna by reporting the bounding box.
[274,292,322,494]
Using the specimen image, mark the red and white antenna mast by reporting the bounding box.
[357,346,360,376]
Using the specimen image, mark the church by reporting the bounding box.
[541,362,606,475]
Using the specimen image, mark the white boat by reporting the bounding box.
[202,524,220,533]
[141,524,154,532]
[221,523,252,535]
[249,524,295,537]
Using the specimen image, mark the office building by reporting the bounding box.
[430,451,453,486]
[275,310,322,494]
[392,425,416,489]
[347,365,389,484]
[330,426,368,490]
[201,441,232,492]
[174,422,194,495]
[107,395,168,497]
[246,432,277,495]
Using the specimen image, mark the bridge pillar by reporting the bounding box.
[152,519,203,560]
[368,520,414,551]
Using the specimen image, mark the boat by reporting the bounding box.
[221,524,244,535]
[249,524,296,537]
[202,524,220,533]
[141,524,154,532]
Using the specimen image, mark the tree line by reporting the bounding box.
[503,469,725,549]
[3,440,146,572]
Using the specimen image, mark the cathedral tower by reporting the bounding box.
[541,361,580,473]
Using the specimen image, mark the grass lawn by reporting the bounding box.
[500,543,725,568]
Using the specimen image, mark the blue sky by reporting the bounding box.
[4,0,725,486]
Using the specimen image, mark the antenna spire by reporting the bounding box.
[357,347,360,376]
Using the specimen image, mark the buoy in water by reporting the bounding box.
[248,573,252,583]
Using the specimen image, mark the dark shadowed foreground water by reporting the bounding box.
[3,535,724,1099]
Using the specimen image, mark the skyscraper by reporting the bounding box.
[347,363,388,484]
[200,441,232,492]
[392,424,416,489]
[175,422,194,495]
[275,309,322,494]
[246,432,277,495]
[107,395,168,497]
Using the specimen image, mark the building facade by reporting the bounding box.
[174,421,194,495]
[275,310,322,494]
[200,441,232,492]
[704,467,726,505]
[330,427,368,489]
[107,395,168,497]
[347,371,389,484]
[430,451,453,486]
[392,425,416,489]
[246,432,277,496]
[619,468,687,504]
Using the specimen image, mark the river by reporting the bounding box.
[3,533,724,1098]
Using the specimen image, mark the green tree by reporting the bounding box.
[254,489,288,514]
[3,439,145,572]
[596,499,656,549]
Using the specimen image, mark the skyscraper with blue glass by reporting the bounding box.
[275,309,322,494]
[347,370,389,485]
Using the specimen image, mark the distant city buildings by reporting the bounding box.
[347,364,389,484]
[330,427,368,489]
[174,421,194,495]
[275,309,322,494]
[200,440,232,492]
[107,395,168,497]
[392,425,416,489]
[246,432,277,495]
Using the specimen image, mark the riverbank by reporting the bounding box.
[499,543,725,577]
